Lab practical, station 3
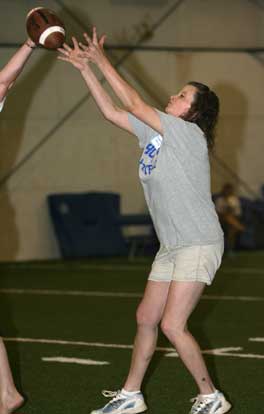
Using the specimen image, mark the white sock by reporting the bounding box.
[121,388,141,396]
[201,390,218,398]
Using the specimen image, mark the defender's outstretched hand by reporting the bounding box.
[57,37,88,71]
[79,26,106,66]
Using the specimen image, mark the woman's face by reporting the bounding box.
[165,84,197,118]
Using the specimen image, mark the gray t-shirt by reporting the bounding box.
[128,110,223,248]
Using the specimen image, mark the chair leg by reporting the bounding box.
[128,239,137,261]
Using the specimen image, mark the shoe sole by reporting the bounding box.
[119,403,148,414]
[91,402,147,414]
[215,401,232,414]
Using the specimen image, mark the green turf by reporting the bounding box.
[0,252,264,413]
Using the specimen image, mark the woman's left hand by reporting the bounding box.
[79,26,106,66]
[57,37,89,72]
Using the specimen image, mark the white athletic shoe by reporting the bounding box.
[91,390,147,414]
[190,390,232,414]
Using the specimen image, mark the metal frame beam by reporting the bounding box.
[1,43,264,54]
[0,0,261,196]
[0,0,186,187]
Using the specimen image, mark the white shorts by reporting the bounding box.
[148,242,224,285]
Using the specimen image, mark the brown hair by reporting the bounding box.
[184,81,220,151]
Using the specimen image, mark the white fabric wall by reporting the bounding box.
[0,0,263,260]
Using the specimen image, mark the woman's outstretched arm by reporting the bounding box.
[58,37,133,134]
[79,27,162,135]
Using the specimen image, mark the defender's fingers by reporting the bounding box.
[63,43,72,52]
[57,56,70,62]
[92,26,98,44]
[83,32,92,45]
[79,42,88,51]
[72,37,79,49]
[57,48,69,56]
[99,34,106,48]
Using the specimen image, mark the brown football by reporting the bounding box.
[26,7,65,50]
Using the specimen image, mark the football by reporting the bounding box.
[26,7,65,50]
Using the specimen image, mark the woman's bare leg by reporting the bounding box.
[161,281,215,394]
[123,280,170,391]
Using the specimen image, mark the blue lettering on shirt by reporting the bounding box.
[140,134,163,176]
[144,143,157,158]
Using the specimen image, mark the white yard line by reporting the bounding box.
[0,288,142,298]
[0,288,264,301]
[221,268,264,275]
[42,357,109,365]
[4,337,264,360]
[166,347,264,359]
[249,338,264,342]
[3,337,172,351]
[1,264,148,272]
[202,294,264,302]
[1,263,264,275]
